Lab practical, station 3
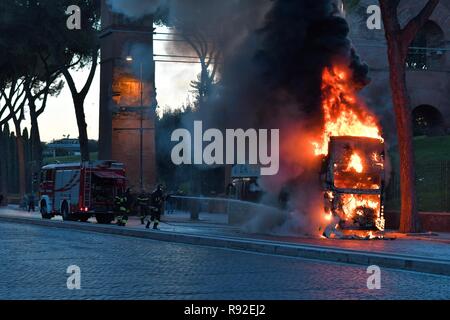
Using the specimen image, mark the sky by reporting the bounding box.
[35,26,200,143]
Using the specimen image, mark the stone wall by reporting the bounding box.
[385,210,450,232]
[348,0,450,129]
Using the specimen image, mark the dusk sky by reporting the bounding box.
[35,26,200,142]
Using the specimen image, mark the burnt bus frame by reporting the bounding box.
[321,136,386,231]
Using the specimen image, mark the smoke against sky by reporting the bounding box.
[107,0,272,64]
[198,0,371,233]
[109,0,370,186]
[106,0,162,18]
[40,1,368,147]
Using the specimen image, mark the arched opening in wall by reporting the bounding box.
[406,20,445,70]
[412,105,445,136]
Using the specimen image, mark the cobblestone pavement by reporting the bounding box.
[0,222,449,300]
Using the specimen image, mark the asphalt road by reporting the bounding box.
[1,222,449,300]
[4,207,450,261]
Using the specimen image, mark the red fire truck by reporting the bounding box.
[39,161,127,224]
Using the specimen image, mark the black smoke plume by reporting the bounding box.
[107,0,373,234]
[205,0,371,234]
[214,0,370,131]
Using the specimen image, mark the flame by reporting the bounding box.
[316,66,385,234]
[346,152,363,173]
[313,66,382,156]
[372,152,384,169]
[341,194,380,220]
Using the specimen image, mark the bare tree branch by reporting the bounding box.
[402,0,440,48]
[80,49,99,98]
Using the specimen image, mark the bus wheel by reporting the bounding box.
[40,202,51,219]
[96,214,113,224]
[61,201,74,221]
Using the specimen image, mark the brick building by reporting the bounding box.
[98,0,157,191]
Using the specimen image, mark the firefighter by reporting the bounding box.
[146,184,165,230]
[114,189,129,227]
[28,193,36,212]
[137,189,150,224]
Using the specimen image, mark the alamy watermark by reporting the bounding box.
[66,5,81,30]
[171,121,279,176]
[366,5,382,30]
[64,4,383,31]
[366,265,381,290]
[67,265,81,290]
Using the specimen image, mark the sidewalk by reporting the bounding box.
[1,205,449,276]
[162,210,450,261]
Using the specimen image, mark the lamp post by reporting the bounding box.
[126,55,144,191]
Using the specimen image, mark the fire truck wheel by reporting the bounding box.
[95,214,114,224]
[40,203,51,219]
[61,201,75,221]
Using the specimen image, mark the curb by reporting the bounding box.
[1,214,449,276]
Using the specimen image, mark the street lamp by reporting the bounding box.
[126,55,144,191]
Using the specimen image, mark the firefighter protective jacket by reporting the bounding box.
[137,193,150,206]
[151,189,164,208]
[114,196,128,213]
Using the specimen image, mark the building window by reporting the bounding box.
[412,105,445,136]
[406,21,445,70]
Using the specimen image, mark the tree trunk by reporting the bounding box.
[380,0,440,233]
[15,134,26,198]
[30,122,43,169]
[385,38,420,232]
[388,59,420,233]
[62,50,98,163]
[0,129,8,199]
[74,98,90,162]
[29,102,43,191]
[9,135,17,193]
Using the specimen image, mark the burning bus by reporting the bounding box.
[321,136,385,232]
[313,66,386,237]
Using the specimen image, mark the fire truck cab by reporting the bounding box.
[321,136,386,231]
[39,161,127,224]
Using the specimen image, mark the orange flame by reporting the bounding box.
[341,194,380,220]
[313,66,382,156]
[316,66,385,234]
[346,152,363,173]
